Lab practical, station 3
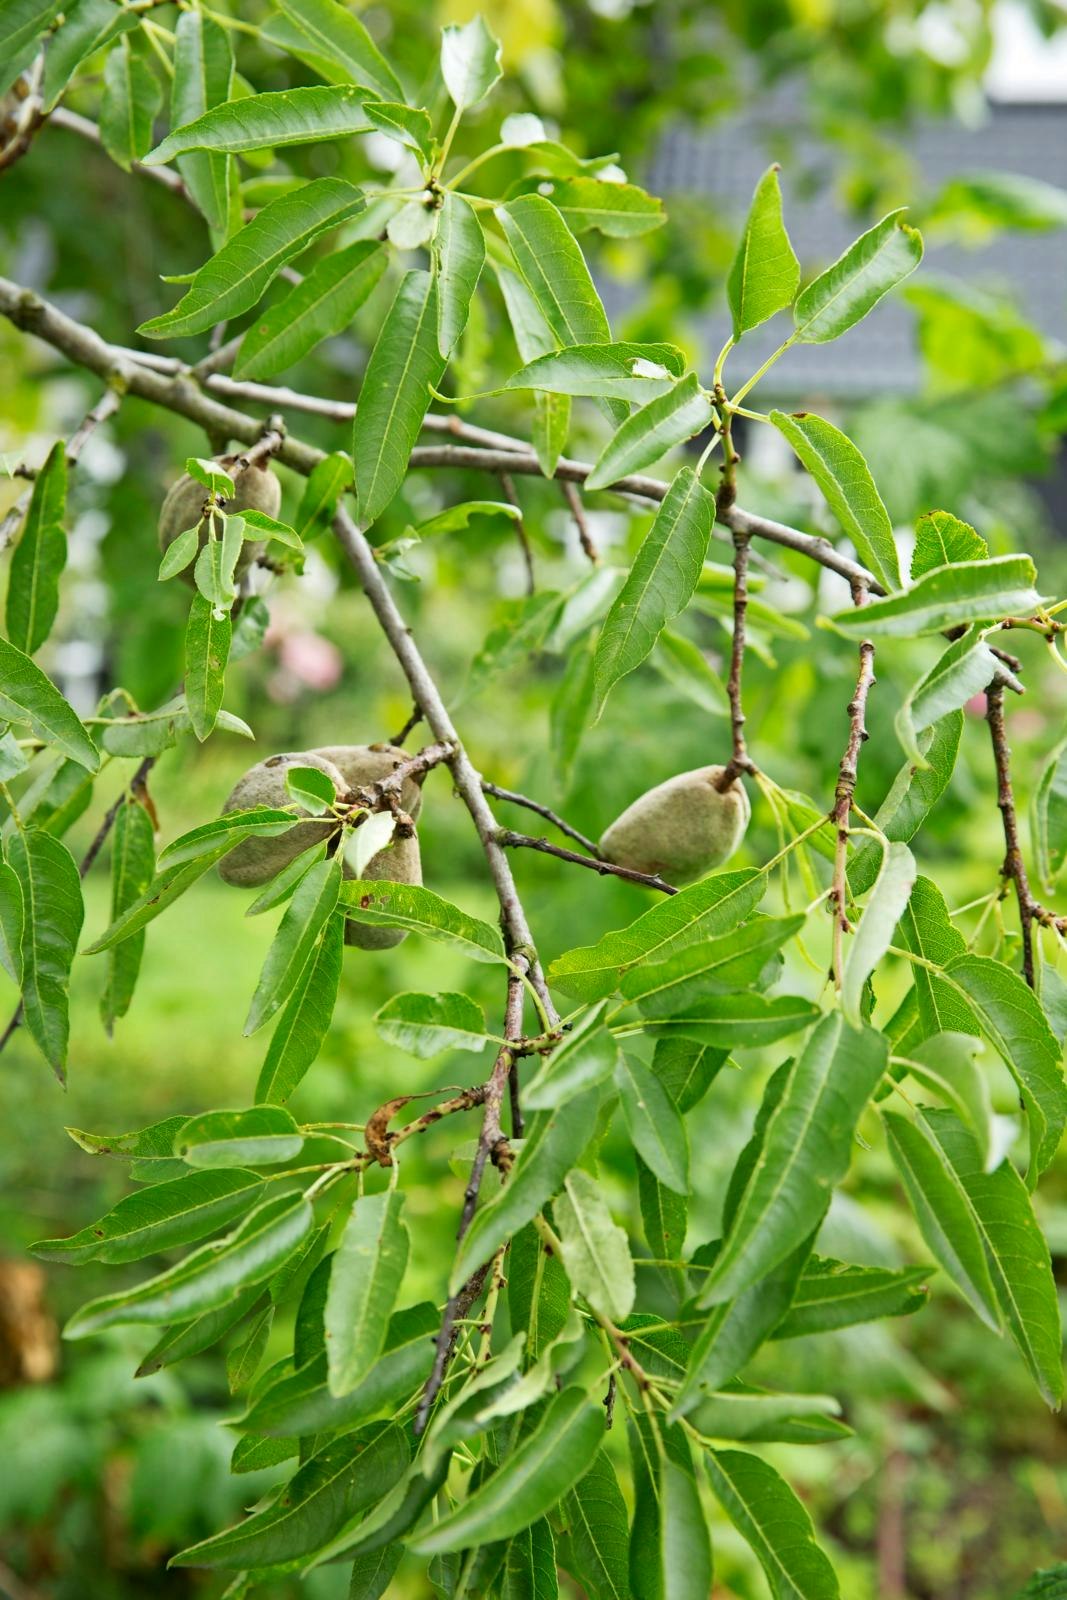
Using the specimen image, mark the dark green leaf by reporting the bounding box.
[234,240,386,380]
[339,879,506,963]
[100,797,155,1034]
[275,0,402,99]
[373,989,488,1058]
[829,554,1043,638]
[435,191,485,359]
[175,1106,304,1167]
[496,194,611,350]
[170,10,233,234]
[555,1168,635,1321]
[147,84,374,162]
[699,1016,887,1305]
[7,438,66,655]
[100,36,161,172]
[139,178,365,339]
[256,914,343,1103]
[412,1387,604,1555]
[549,870,765,1003]
[326,1190,409,1396]
[615,1054,688,1194]
[172,1422,409,1568]
[772,1255,929,1339]
[32,1168,263,1265]
[770,411,900,591]
[184,592,231,741]
[64,1192,313,1337]
[8,827,83,1080]
[560,1449,630,1600]
[245,856,342,1034]
[0,636,99,771]
[911,508,988,580]
[587,375,713,491]
[524,1002,619,1110]
[352,269,447,526]
[705,1448,839,1598]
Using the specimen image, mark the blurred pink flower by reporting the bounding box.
[278,630,343,690]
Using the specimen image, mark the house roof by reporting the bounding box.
[644,97,1067,398]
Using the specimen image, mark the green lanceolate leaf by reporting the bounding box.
[496,194,612,350]
[882,1108,1001,1329]
[64,1192,313,1337]
[175,1106,304,1167]
[0,637,99,771]
[240,1302,437,1438]
[256,914,344,1102]
[623,915,804,1016]
[85,840,239,953]
[704,1448,840,1599]
[770,411,900,591]
[373,989,488,1059]
[894,632,1005,767]
[326,1189,409,1396]
[0,857,24,987]
[413,1386,605,1555]
[100,35,161,172]
[139,178,364,339]
[923,1109,1064,1408]
[339,879,506,963]
[7,438,67,655]
[147,84,375,162]
[728,165,800,339]
[352,269,447,526]
[451,1089,600,1290]
[434,191,485,359]
[549,870,765,1003]
[234,239,386,380]
[615,1054,688,1194]
[538,175,664,237]
[8,828,83,1080]
[509,1222,572,1362]
[829,554,1043,638]
[1033,739,1067,889]
[772,1256,929,1338]
[524,1001,619,1110]
[646,992,821,1051]
[900,1031,994,1168]
[911,508,988,579]
[32,1168,263,1265]
[690,1385,846,1444]
[276,0,402,99]
[587,375,714,492]
[245,856,342,1034]
[173,1422,409,1568]
[495,263,572,476]
[0,0,64,61]
[555,1167,635,1322]
[896,876,978,1041]
[700,1015,887,1305]
[850,716,962,898]
[501,1519,557,1600]
[441,15,501,109]
[184,592,230,741]
[792,209,922,344]
[100,796,155,1034]
[941,952,1067,1183]
[841,841,916,1026]
[593,467,715,716]
[158,808,300,869]
[506,341,685,404]
[170,10,233,234]
[562,1448,631,1600]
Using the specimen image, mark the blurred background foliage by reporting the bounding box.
[1,0,1067,1596]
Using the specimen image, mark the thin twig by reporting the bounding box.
[415,964,525,1434]
[498,829,677,895]
[717,526,756,790]
[499,470,534,594]
[983,680,1066,984]
[830,585,875,985]
[482,781,600,856]
[561,480,598,565]
[388,704,422,746]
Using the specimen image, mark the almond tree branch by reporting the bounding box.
[498,829,677,895]
[830,585,876,986]
[482,781,600,856]
[414,962,525,1435]
[984,680,1066,982]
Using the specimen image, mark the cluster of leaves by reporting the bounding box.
[1,3,1066,1598]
